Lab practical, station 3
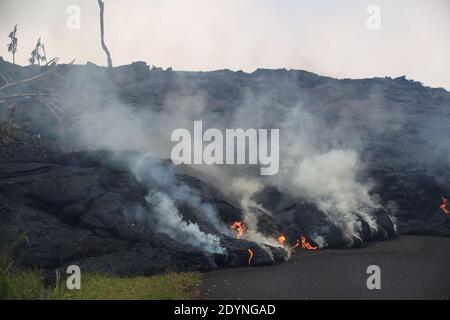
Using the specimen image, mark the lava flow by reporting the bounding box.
[290,236,318,250]
[247,249,254,266]
[277,234,286,246]
[230,221,245,239]
[440,197,449,214]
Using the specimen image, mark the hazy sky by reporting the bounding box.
[1,0,449,89]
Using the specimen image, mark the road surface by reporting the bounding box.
[201,236,450,300]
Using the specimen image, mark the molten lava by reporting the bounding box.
[277,234,286,246]
[247,249,254,266]
[440,197,449,214]
[290,236,318,250]
[230,221,245,239]
[301,236,318,250]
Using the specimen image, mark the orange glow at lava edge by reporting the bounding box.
[277,234,286,246]
[290,236,318,250]
[301,236,318,250]
[440,197,449,214]
[247,249,254,266]
[230,221,245,238]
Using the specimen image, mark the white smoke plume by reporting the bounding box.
[54,65,390,251]
[229,177,283,248]
[289,150,379,243]
[146,191,225,254]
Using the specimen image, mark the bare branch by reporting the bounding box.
[0,72,9,86]
[0,67,56,91]
[36,97,63,122]
[0,93,62,100]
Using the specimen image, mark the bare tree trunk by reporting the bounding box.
[41,44,48,65]
[98,0,113,68]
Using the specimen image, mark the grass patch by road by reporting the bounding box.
[51,272,201,300]
[1,268,201,300]
[1,237,201,300]
[0,268,48,300]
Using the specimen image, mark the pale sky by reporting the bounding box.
[0,0,449,89]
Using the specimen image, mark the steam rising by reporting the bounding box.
[56,65,393,251]
[146,191,225,254]
[289,150,379,242]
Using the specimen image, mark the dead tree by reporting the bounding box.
[7,25,18,65]
[97,0,113,68]
[41,43,48,65]
[29,38,46,66]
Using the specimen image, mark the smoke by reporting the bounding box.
[229,177,264,212]
[56,69,232,253]
[107,151,229,254]
[146,191,225,254]
[129,154,230,236]
[51,64,395,251]
[289,150,379,242]
[202,83,383,245]
[229,177,283,248]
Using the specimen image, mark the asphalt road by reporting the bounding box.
[201,236,450,300]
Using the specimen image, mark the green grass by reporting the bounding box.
[0,269,47,300]
[1,237,201,300]
[0,235,48,300]
[51,272,201,300]
[0,269,201,300]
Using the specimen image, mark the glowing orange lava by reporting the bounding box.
[301,236,318,250]
[290,236,318,250]
[277,234,286,246]
[440,197,449,214]
[247,249,254,266]
[230,221,245,238]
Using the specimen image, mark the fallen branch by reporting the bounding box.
[36,97,64,122]
[0,69,54,91]
[37,96,73,119]
[46,57,59,66]
[0,72,8,86]
[0,93,62,100]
